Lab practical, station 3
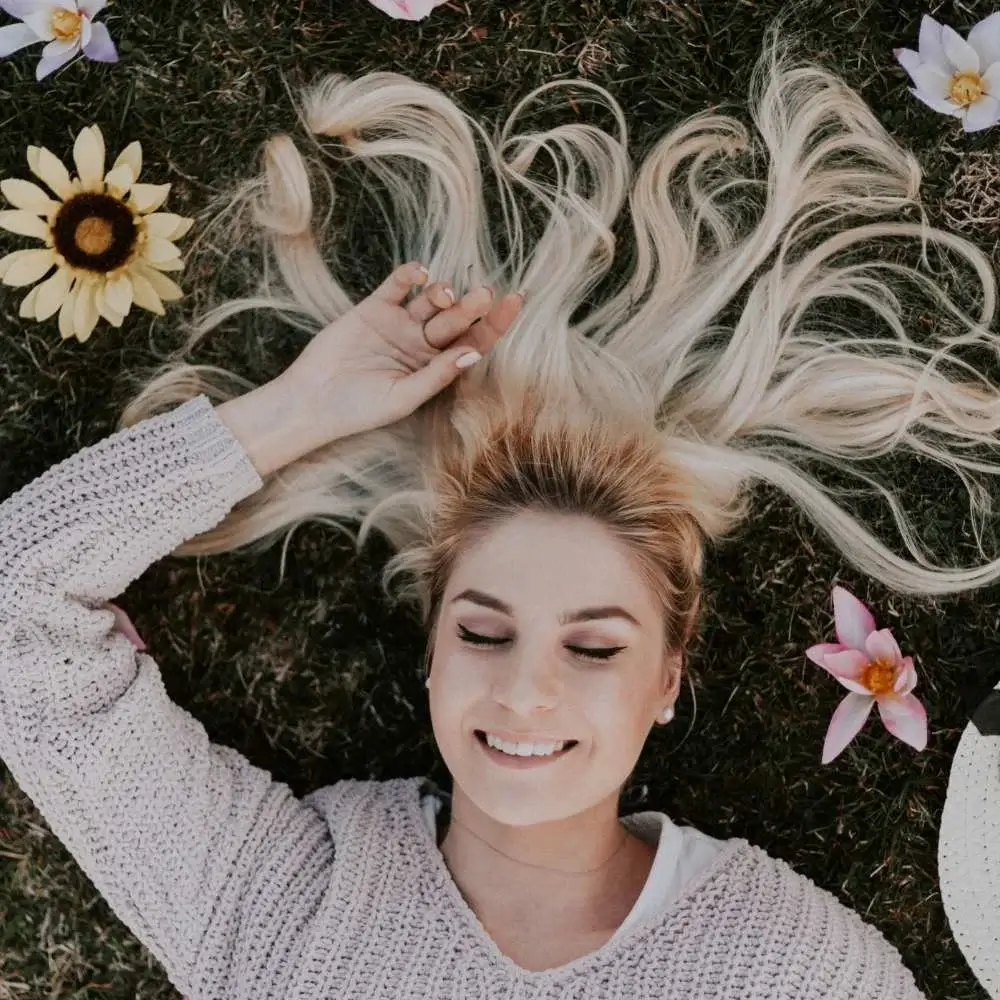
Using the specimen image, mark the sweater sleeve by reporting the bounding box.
[0,394,336,997]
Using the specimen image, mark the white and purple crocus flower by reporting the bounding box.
[0,0,117,81]
[895,13,1000,132]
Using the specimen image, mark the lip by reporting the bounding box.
[474,730,578,769]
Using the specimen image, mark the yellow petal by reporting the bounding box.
[103,272,134,315]
[134,263,182,302]
[0,210,50,240]
[148,256,184,273]
[95,283,125,327]
[169,217,194,240]
[19,285,40,320]
[128,269,164,315]
[143,213,189,239]
[130,182,171,214]
[58,286,78,340]
[103,164,134,200]
[73,280,100,340]
[27,146,73,200]
[1,178,58,214]
[32,267,73,322]
[0,248,55,287]
[144,236,181,264]
[112,141,142,183]
[73,126,106,191]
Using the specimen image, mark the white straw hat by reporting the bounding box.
[938,678,1000,1000]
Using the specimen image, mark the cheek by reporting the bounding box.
[427,651,481,726]
[583,674,658,744]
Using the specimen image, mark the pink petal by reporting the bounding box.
[876,693,928,752]
[917,14,948,69]
[894,656,917,694]
[805,642,846,667]
[832,586,876,650]
[81,19,115,62]
[365,0,448,19]
[941,22,980,73]
[0,22,40,56]
[0,0,49,16]
[962,94,1000,132]
[907,62,952,100]
[969,12,1000,67]
[820,649,873,694]
[822,692,875,764]
[894,47,922,77]
[909,85,965,116]
[105,601,147,651]
[865,628,903,667]
[35,41,77,80]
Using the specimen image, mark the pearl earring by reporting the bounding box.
[425,677,430,689]
[660,706,674,724]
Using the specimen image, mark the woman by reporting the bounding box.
[1,35,995,998]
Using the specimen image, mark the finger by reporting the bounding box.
[423,286,495,348]
[389,345,484,420]
[407,282,456,325]
[370,261,428,306]
[462,292,524,355]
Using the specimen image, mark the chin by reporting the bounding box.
[458,783,579,827]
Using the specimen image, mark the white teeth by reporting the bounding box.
[484,733,568,757]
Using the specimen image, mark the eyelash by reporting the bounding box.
[457,625,625,662]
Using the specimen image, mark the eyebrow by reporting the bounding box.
[450,588,642,627]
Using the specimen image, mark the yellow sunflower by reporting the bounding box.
[0,125,193,343]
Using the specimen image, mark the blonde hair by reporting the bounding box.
[119,35,1000,659]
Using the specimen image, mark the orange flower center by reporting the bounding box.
[74,216,114,256]
[950,71,985,107]
[50,8,82,41]
[861,659,896,696]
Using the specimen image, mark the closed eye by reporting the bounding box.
[457,625,625,662]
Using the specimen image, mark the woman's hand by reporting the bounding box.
[216,263,523,477]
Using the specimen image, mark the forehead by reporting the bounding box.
[445,511,660,623]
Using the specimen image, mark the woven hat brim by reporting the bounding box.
[939,707,1000,1000]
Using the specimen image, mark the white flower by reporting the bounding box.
[366,0,449,21]
[894,13,1000,132]
[0,0,117,82]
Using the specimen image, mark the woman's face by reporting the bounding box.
[426,509,681,827]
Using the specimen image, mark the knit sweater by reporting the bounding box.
[418,780,730,943]
[0,393,927,1000]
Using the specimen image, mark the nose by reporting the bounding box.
[490,655,563,715]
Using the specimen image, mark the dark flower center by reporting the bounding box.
[52,193,137,273]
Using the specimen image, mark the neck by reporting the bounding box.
[437,786,656,935]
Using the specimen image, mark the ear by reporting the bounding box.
[662,650,684,701]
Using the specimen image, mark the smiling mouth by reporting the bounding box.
[474,730,579,754]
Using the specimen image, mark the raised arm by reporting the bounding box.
[0,389,340,997]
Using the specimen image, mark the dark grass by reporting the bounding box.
[1,0,999,996]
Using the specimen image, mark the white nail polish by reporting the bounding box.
[455,351,482,370]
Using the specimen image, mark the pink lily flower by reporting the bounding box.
[366,0,449,21]
[806,586,927,764]
[104,601,146,652]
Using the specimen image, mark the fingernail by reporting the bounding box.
[455,351,482,370]
[415,263,429,278]
[443,286,456,303]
